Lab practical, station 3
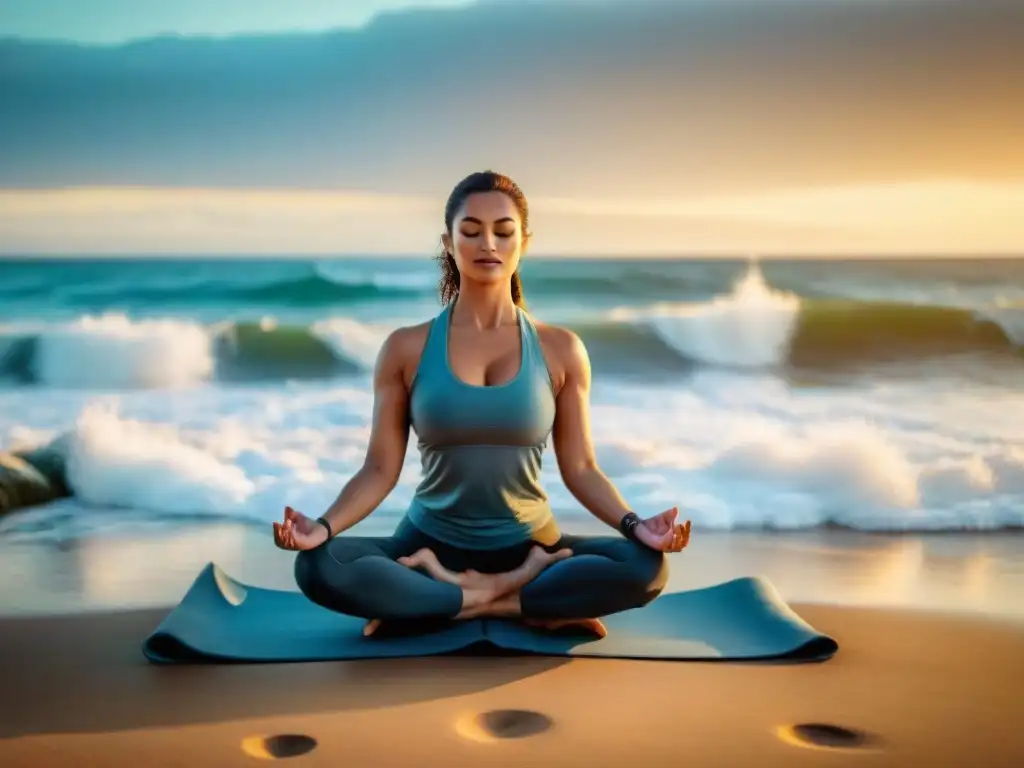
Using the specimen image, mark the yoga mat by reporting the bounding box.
[142,563,838,664]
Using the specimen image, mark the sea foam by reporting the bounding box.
[2,368,1022,538]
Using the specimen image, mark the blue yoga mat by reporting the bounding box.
[142,563,838,664]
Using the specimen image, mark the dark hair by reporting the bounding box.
[436,170,529,308]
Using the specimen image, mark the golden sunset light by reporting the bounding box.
[1,3,1022,767]
[2,179,1021,255]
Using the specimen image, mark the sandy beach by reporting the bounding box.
[3,0,1023,764]
[2,526,1022,767]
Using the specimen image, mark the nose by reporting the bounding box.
[480,230,497,251]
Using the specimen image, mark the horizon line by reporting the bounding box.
[2,251,1022,260]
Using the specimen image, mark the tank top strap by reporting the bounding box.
[516,307,547,374]
[417,303,452,375]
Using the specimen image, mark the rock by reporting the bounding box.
[15,434,72,496]
[0,452,63,514]
[0,433,72,515]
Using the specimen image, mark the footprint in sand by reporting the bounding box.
[776,722,881,752]
[241,733,318,760]
[454,709,554,742]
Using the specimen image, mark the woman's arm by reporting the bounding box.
[317,326,419,536]
[547,327,635,531]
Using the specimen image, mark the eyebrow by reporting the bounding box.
[459,216,516,225]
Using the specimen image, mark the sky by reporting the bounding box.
[0,0,475,42]
[0,0,1022,257]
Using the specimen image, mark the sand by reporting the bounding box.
[2,602,1023,767]
[1,527,1023,767]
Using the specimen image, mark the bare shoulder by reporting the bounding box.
[535,321,586,359]
[534,320,591,390]
[382,320,432,357]
[376,319,433,387]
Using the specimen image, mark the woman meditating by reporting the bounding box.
[273,170,691,638]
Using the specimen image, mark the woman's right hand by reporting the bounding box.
[273,506,329,551]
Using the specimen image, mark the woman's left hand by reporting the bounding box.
[635,507,691,552]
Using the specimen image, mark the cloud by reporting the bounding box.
[0,0,1022,198]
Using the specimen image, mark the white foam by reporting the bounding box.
[612,263,801,368]
[63,403,254,516]
[978,305,1024,346]
[708,421,921,511]
[32,314,215,389]
[311,317,392,370]
[2,353,1023,537]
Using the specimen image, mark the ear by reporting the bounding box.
[440,232,453,254]
[521,230,532,254]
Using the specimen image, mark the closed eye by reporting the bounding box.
[459,230,515,238]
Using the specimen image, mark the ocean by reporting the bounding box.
[1,255,1023,544]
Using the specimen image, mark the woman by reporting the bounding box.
[273,170,691,638]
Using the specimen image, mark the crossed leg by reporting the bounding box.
[387,533,669,638]
[294,520,668,639]
[293,520,575,635]
[361,545,577,635]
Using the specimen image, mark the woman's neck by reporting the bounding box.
[451,282,517,330]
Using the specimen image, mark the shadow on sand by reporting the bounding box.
[0,606,570,739]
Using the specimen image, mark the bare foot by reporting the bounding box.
[397,548,463,585]
[363,618,383,637]
[524,617,608,638]
[398,546,573,600]
[487,546,573,596]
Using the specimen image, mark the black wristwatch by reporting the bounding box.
[315,516,334,540]
[619,511,641,541]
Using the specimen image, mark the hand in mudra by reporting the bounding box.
[635,507,691,553]
[272,506,327,551]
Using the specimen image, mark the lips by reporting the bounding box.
[474,258,501,265]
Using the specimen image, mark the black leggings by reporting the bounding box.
[294,516,670,621]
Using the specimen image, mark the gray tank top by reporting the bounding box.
[405,303,557,549]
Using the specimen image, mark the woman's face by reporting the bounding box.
[443,191,529,288]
